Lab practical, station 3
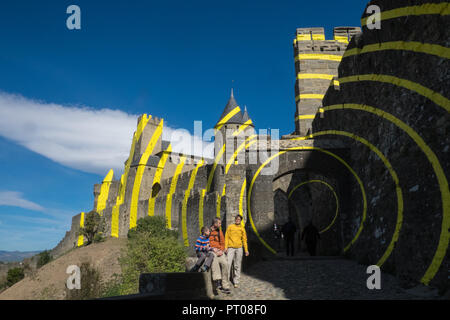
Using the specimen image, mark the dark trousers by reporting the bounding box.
[285,236,295,256]
[195,251,214,268]
[306,241,317,256]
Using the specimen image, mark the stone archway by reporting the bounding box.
[272,169,343,256]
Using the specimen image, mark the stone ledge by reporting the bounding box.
[138,272,214,300]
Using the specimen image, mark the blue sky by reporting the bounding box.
[0,0,366,251]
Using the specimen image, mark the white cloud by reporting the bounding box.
[163,126,214,159]
[0,191,45,212]
[0,92,214,175]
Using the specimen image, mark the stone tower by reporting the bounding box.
[293,26,361,136]
[214,89,245,166]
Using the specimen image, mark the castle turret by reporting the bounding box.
[241,106,255,133]
[293,26,361,136]
[214,90,245,163]
[214,89,244,130]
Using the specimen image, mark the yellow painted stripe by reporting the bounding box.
[295,54,342,62]
[297,73,335,80]
[111,115,151,237]
[344,41,450,60]
[312,34,325,41]
[216,190,222,218]
[129,119,164,229]
[297,34,311,41]
[333,80,340,86]
[239,180,246,219]
[215,184,226,219]
[111,205,120,238]
[215,106,241,131]
[77,212,85,247]
[181,159,205,246]
[288,180,340,234]
[295,94,325,102]
[361,3,450,26]
[206,144,226,192]
[322,103,449,285]
[199,189,206,234]
[148,145,172,216]
[103,169,114,182]
[166,155,187,229]
[334,35,349,44]
[96,169,114,214]
[207,124,252,221]
[296,34,325,41]
[225,135,257,174]
[309,130,403,266]
[232,119,253,136]
[246,146,367,255]
[296,114,316,120]
[339,74,450,113]
[136,115,151,141]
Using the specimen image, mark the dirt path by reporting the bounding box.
[0,238,127,300]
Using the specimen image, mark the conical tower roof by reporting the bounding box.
[241,106,254,127]
[215,89,244,129]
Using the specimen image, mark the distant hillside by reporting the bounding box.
[0,238,126,300]
[0,250,41,263]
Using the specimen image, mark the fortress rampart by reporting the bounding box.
[51,0,449,291]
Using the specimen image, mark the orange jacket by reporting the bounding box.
[209,228,225,251]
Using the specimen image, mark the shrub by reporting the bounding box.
[0,277,7,291]
[127,215,173,239]
[65,261,103,300]
[118,216,187,295]
[37,250,53,268]
[101,274,123,298]
[93,232,105,243]
[79,211,102,245]
[7,267,24,286]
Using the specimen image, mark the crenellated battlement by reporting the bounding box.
[294,27,361,51]
[293,26,361,136]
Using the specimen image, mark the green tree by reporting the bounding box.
[127,215,168,239]
[117,216,187,295]
[93,232,105,243]
[37,250,53,268]
[79,211,102,245]
[7,267,24,286]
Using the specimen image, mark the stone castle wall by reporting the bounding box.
[312,0,449,290]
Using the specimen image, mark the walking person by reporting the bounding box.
[190,226,214,272]
[209,218,231,294]
[224,215,249,288]
[282,217,297,256]
[302,221,320,256]
[273,223,282,251]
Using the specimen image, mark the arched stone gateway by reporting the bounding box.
[248,146,352,257]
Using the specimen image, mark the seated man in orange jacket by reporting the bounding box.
[209,217,231,294]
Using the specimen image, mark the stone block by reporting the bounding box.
[139,272,214,299]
